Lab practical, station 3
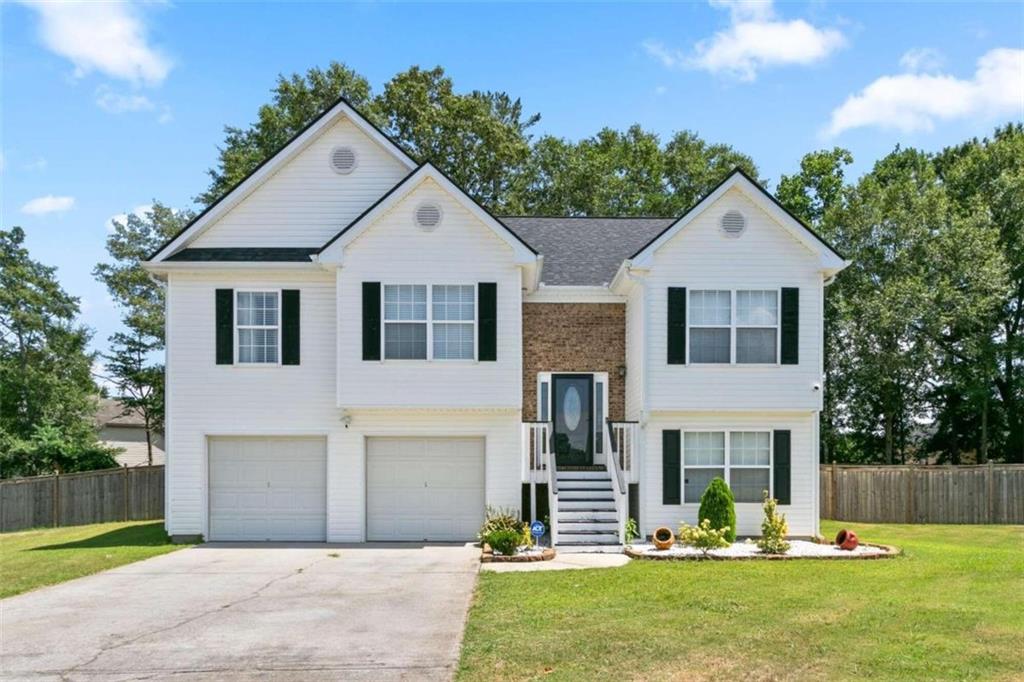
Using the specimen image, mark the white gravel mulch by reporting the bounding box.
[628,539,896,560]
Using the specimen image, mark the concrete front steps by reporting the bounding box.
[554,467,623,553]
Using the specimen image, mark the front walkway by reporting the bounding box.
[1,542,480,681]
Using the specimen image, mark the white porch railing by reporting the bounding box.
[521,422,552,484]
[603,420,629,545]
[608,420,640,484]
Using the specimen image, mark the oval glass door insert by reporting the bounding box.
[563,385,582,431]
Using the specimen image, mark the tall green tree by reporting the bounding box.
[199,62,540,212]
[518,126,759,216]
[1,227,113,476]
[94,203,193,464]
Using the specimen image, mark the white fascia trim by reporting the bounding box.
[150,101,416,262]
[318,164,537,265]
[631,174,839,268]
[525,285,624,303]
[142,261,320,275]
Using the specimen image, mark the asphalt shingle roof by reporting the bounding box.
[166,247,318,262]
[501,217,675,286]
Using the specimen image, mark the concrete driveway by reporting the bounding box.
[1,543,480,681]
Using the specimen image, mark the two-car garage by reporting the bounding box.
[207,436,485,542]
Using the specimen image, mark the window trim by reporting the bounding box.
[234,288,282,366]
[686,288,781,366]
[680,429,774,504]
[380,282,478,362]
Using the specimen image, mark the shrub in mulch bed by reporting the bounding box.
[624,541,901,561]
[480,544,556,563]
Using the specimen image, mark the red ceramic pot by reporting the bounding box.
[835,529,859,550]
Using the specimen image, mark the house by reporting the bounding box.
[96,398,165,467]
[143,98,847,548]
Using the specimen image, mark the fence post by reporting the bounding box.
[987,462,994,523]
[52,473,60,527]
[906,466,915,523]
[123,465,130,522]
[830,464,838,520]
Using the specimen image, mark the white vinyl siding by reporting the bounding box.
[190,117,409,248]
[336,178,521,410]
[644,187,824,412]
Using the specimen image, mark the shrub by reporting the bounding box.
[478,506,522,540]
[625,517,640,544]
[677,519,731,555]
[485,529,521,556]
[698,477,737,542]
[757,492,791,554]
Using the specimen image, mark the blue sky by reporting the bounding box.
[3,1,1023,367]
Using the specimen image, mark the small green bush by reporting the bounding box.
[757,492,791,554]
[478,506,522,540]
[485,529,521,556]
[625,517,640,544]
[699,477,737,543]
[677,519,731,555]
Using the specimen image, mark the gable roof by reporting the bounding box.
[503,217,673,286]
[629,168,846,265]
[147,97,417,262]
[316,163,538,262]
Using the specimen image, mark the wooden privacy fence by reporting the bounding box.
[0,465,164,532]
[821,463,1024,524]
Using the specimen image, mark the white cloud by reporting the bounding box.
[644,0,846,81]
[95,85,155,113]
[107,204,154,233]
[654,85,669,96]
[899,48,945,74]
[19,1,171,86]
[21,194,75,215]
[825,48,1024,137]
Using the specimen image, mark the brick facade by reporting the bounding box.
[521,302,626,421]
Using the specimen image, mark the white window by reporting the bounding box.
[383,284,475,361]
[682,430,772,504]
[236,291,279,364]
[688,289,778,364]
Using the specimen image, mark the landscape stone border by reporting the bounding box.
[481,544,556,563]
[624,542,901,561]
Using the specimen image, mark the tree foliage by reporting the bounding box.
[1,227,114,477]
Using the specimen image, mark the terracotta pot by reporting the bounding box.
[835,529,859,550]
[652,527,675,550]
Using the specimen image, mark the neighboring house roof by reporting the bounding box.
[147,96,417,262]
[95,398,149,429]
[166,247,320,262]
[502,217,674,286]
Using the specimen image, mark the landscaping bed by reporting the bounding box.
[481,544,555,563]
[626,538,899,560]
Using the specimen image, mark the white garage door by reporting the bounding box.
[208,437,326,541]
[367,437,485,541]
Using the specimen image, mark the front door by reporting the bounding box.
[552,374,593,466]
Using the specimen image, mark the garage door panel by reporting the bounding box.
[367,437,484,542]
[208,437,326,542]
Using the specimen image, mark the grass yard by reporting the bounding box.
[0,521,187,599]
[458,522,1024,681]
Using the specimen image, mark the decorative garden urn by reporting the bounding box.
[835,529,859,550]
[652,527,675,550]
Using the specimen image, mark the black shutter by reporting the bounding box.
[667,287,687,364]
[662,430,681,504]
[773,430,791,505]
[282,289,300,365]
[478,282,497,361]
[215,289,233,365]
[362,282,381,361]
[781,287,799,365]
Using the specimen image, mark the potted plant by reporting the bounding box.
[652,526,675,550]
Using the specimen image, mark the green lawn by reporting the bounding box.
[458,522,1024,681]
[0,521,188,599]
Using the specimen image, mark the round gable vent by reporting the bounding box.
[329,146,357,174]
[414,202,443,230]
[720,210,746,238]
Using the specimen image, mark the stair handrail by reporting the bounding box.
[543,433,558,545]
[604,420,628,545]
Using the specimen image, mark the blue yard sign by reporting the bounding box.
[530,520,546,539]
